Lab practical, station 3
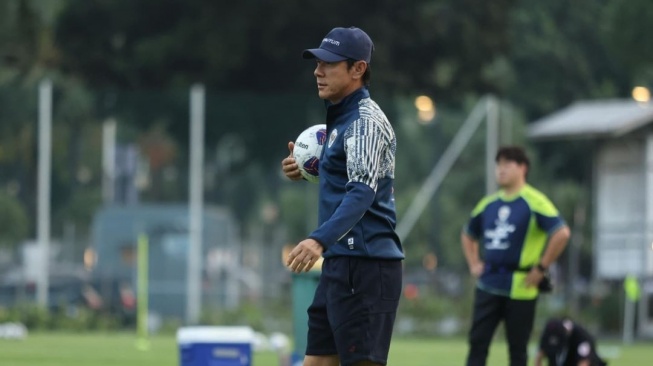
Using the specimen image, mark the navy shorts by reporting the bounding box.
[305,256,402,366]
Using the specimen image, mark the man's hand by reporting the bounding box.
[525,267,545,288]
[461,233,484,278]
[534,351,544,366]
[469,261,484,278]
[281,141,303,181]
[286,239,324,273]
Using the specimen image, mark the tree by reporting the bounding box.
[53,0,517,99]
[0,191,29,249]
[506,0,625,120]
[52,0,521,188]
[604,0,653,87]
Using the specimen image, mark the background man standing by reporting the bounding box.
[281,26,404,366]
[461,146,571,366]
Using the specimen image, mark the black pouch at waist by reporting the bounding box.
[487,264,553,293]
[517,266,553,293]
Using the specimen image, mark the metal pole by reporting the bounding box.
[396,97,487,242]
[568,203,586,318]
[102,118,117,203]
[225,217,239,309]
[623,291,635,344]
[501,102,513,145]
[486,95,499,195]
[136,233,150,350]
[37,79,52,308]
[187,84,205,324]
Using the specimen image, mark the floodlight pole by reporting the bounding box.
[37,79,52,308]
[187,84,205,324]
[102,118,117,203]
[136,233,150,350]
[486,95,499,195]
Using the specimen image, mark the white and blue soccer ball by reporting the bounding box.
[293,124,327,184]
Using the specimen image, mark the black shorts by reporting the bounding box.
[305,256,402,366]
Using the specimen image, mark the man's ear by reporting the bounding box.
[352,61,367,79]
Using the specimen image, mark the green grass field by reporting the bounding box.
[0,333,650,365]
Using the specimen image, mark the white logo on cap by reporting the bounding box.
[577,342,591,357]
[322,38,340,46]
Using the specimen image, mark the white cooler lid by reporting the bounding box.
[177,326,255,344]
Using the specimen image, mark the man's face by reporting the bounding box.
[313,60,364,104]
[495,158,526,188]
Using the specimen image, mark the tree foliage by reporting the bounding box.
[507,0,628,119]
[0,0,651,260]
[53,0,516,98]
[0,191,29,248]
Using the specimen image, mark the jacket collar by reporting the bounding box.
[325,87,369,116]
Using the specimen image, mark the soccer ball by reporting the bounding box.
[293,124,327,184]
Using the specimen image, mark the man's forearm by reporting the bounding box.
[540,225,571,268]
[461,232,480,267]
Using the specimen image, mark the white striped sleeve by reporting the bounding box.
[344,118,388,191]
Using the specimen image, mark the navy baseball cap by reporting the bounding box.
[302,27,374,63]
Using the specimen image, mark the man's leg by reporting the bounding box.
[330,258,402,366]
[504,298,537,366]
[305,260,339,365]
[303,355,340,366]
[466,288,504,366]
[302,354,386,366]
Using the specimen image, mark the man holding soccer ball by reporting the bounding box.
[281,26,404,366]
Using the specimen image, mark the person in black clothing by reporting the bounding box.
[535,317,608,366]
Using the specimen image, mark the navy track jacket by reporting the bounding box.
[308,87,404,260]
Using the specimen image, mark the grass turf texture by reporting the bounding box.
[1,333,650,365]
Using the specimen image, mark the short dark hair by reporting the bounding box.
[495,146,530,168]
[346,59,371,86]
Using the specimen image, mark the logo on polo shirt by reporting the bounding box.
[484,205,515,250]
[322,38,340,46]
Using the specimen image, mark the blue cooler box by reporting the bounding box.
[290,352,304,366]
[177,326,254,366]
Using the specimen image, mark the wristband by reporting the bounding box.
[536,263,547,273]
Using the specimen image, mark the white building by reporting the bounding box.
[529,99,653,337]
